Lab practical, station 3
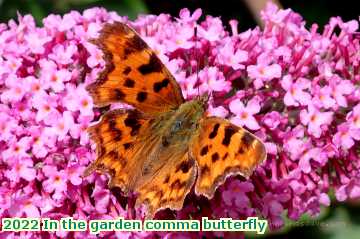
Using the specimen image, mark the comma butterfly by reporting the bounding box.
[84,22,266,218]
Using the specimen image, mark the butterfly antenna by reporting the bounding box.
[194,25,200,99]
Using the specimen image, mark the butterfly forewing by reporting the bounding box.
[86,22,184,113]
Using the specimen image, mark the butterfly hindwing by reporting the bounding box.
[192,117,266,198]
[135,153,197,219]
[84,109,152,192]
[86,22,184,113]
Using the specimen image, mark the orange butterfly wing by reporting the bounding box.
[86,22,184,113]
[192,117,266,198]
[84,109,153,192]
[85,109,198,219]
[135,154,197,219]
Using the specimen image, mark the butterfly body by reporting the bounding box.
[156,97,206,148]
[132,98,206,189]
[85,22,266,218]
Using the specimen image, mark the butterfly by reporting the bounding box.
[84,22,266,218]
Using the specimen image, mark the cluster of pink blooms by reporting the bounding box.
[0,3,359,238]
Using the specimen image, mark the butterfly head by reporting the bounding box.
[194,91,210,110]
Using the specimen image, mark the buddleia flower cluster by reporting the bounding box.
[0,3,359,238]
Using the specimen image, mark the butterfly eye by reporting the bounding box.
[173,120,182,130]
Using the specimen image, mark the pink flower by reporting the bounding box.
[346,103,360,129]
[1,75,26,103]
[221,180,255,218]
[247,63,282,89]
[312,85,336,109]
[163,26,195,52]
[262,111,282,130]
[29,127,49,158]
[229,97,261,130]
[5,158,36,182]
[222,180,253,207]
[336,179,360,202]
[216,39,248,70]
[2,136,31,162]
[197,16,226,42]
[8,194,41,217]
[300,104,333,138]
[66,165,85,186]
[24,29,51,54]
[49,111,74,141]
[49,43,78,65]
[0,112,18,142]
[195,66,231,95]
[45,69,72,93]
[42,166,68,199]
[31,91,58,123]
[63,84,94,117]
[281,75,311,106]
[178,8,202,23]
[0,4,360,238]
[261,192,287,228]
[299,147,328,173]
[70,118,92,146]
[207,105,228,118]
[333,122,360,150]
[84,42,105,68]
[329,76,354,107]
[92,179,111,214]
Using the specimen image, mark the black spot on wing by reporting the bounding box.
[242,132,255,147]
[107,150,118,160]
[155,190,164,200]
[114,89,125,100]
[124,78,135,88]
[211,152,219,162]
[124,35,147,58]
[200,145,209,156]
[209,123,220,139]
[170,179,186,190]
[108,119,117,131]
[109,168,116,178]
[131,36,147,51]
[124,113,141,136]
[123,66,131,75]
[153,78,170,93]
[97,163,105,170]
[222,152,228,160]
[119,156,127,168]
[123,142,132,149]
[163,175,170,184]
[138,53,162,75]
[136,91,147,102]
[109,119,122,141]
[200,165,210,175]
[124,48,134,58]
[222,125,237,146]
[175,159,194,174]
[113,130,122,141]
[99,146,106,156]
